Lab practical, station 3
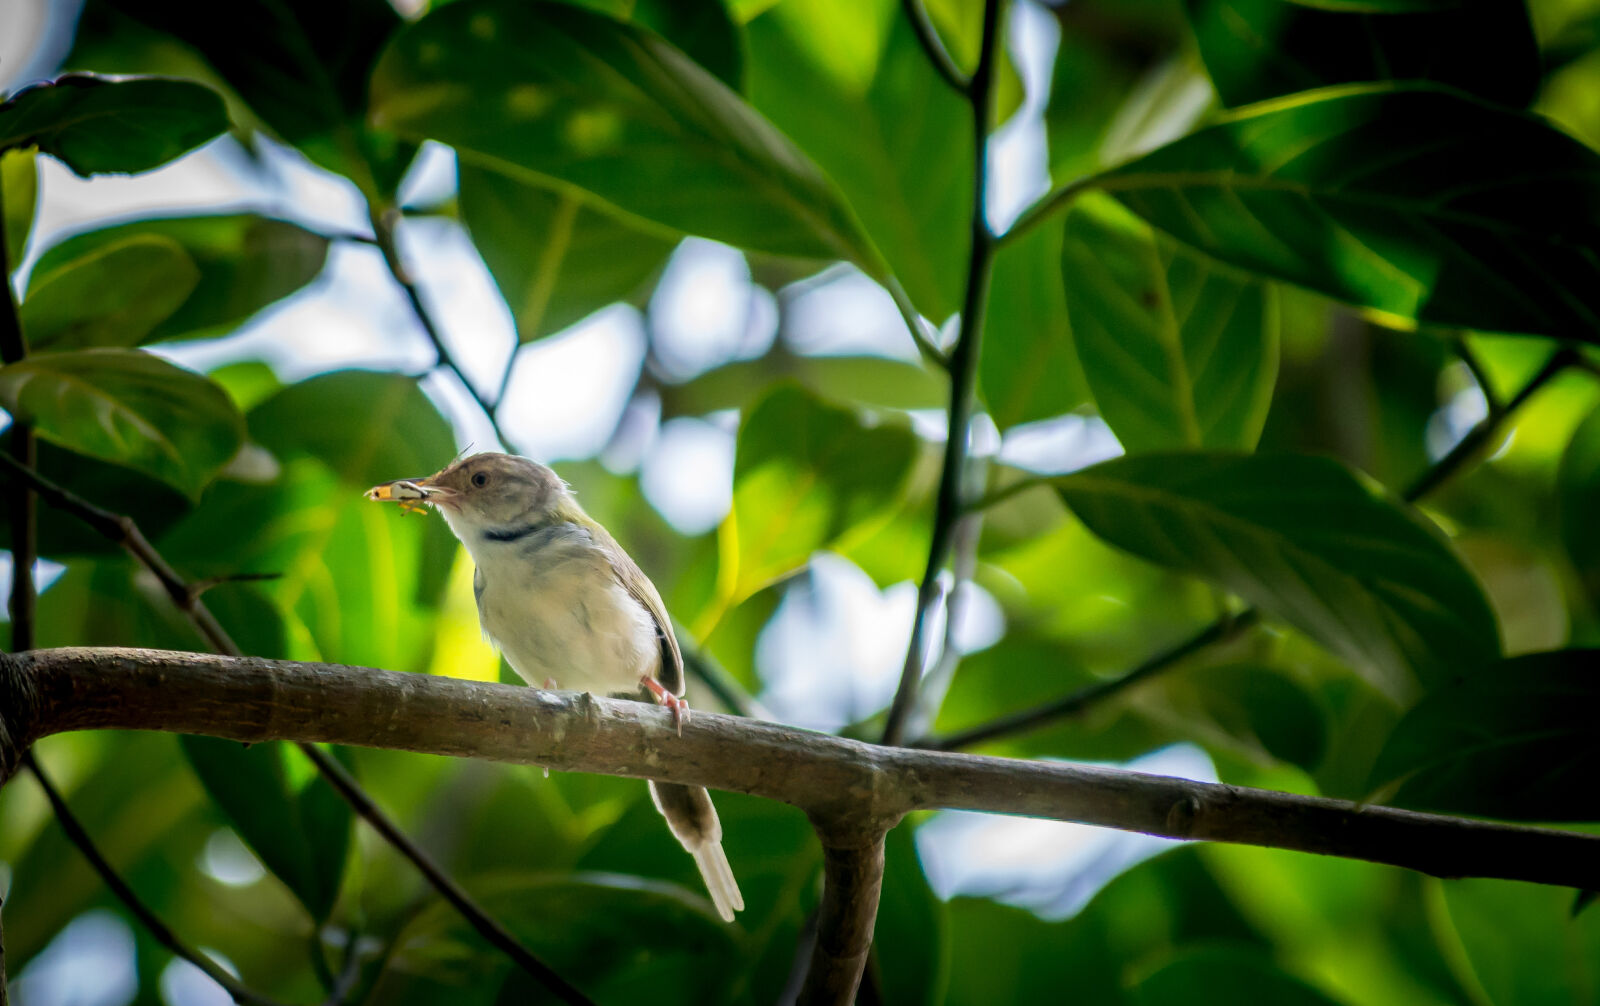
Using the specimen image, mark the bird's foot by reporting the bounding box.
[640,675,689,735]
[543,677,558,690]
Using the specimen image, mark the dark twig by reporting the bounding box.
[0,452,596,1006]
[1452,335,1501,418]
[23,752,289,1006]
[899,0,971,94]
[941,347,1574,751]
[882,0,1003,749]
[798,832,887,1006]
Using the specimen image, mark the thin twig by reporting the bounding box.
[881,0,1003,748]
[23,752,289,1006]
[899,0,971,94]
[0,452,596,1006]
[1452,335,1501,418]
[938,349,1574,751]
[998,173,1101,246]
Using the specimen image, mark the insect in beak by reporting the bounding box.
[365,478,445,515]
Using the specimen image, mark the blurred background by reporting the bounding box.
[2,0,1599,1003]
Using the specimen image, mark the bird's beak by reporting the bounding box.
[364,474,458,509]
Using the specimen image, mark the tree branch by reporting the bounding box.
[0,452,593,1005]
[22,751,289,1006]
[798,832,887,1006]
[900,0,971,94]
[2,646,1599,893]
[882,0,1003,748]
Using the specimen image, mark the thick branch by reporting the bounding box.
[6,646,1600,892]
[798,833,887,1006]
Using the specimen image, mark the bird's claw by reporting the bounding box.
[640,675,689,735]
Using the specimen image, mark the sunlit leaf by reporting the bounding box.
[20,235,200,350]
[0,75,227,176]
[2,147,35,268]
[1369,650,1600,821]
[659,352,947,417]
[1135,947,1343,1005]
[458,165,674,343]
[0,348,244,498]
[1053,452,1500,695]
[1063,198,1278,451]
[729,384,916,594]
[180,736,352,923]
[29,214,330,344]
[371,0,881,269]
[982,214,1091,429]
[1101,85,1600,342]
[1184,0,1538,108]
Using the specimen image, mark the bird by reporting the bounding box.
[365,452,744,922]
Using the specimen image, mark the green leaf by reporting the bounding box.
[179,736,351,922]
[1053,452,1500,695]
[1442,879,1600,1005]
[29,214,330,344]
[248,370,455,488]
[981,213,1092,430]
[2,147,35,269]
[1369,650,1600,821]
[104,0,410,190]
[1063,198,1279,451]
[746,9,968,318]
[1135,947,1343,1006]
[1196,663,1328,773]
[579,0,744,90]
[875,826,947,1006]
[458,165,674,343]
[1100,86,1600,342]
[1558,404,1600,611]
[20,235,201,350]
[370,0,880,269]
[1184,0,1538,109]
[0,74,228,175]
[659,352,948,417]
[730,384,917,593]
[0,349,245,498]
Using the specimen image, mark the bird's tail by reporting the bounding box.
[649,780,745,922]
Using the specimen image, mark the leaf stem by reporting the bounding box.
[999,172,1103,246]
[899,0,972,95]
[881,0,1003,749]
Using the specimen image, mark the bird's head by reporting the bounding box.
[366,452,570,538]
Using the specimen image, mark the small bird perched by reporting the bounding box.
[366,452,743,921]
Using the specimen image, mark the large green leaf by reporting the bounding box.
[2,147,35,268]
[981,214,1092,430]
[1135,947,1343,1006]
[0,75,228,175]
[104,0,410,191]
[579,0,744,90]
[179,736,352,923]
[370,0,880,269]
[729,384,916,595]
[1053,452,1500,694]
[1369,650,1600,821]
[1558,404,1600,611]
[29,214,330,345]
[458,165,674,343]
[746,8,968,319]
[20,235,200,350]
[1441,879,1600,1005]
[0,349,244,499]
[1184,0,1538,109]
[1099,86,1600,342]
[1063,199,1278,451]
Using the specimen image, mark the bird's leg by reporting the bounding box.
[640,675,689,735]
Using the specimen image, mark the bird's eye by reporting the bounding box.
[472,472,489,487]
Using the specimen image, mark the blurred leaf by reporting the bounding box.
[580,0,745,90]
[0,74,228,176]
[982,214,1091,429]
[20,235,201,350]
[729,384,916,594]
[659,351,947,417]
[1184,0,1538,109]
[1102,85,1600,342]
[0,440,190,556]
[1559,404,1600,611]
[1134,946,1342,1005]
[1054,452,1500,695]
[458,165,673,343]
[2,147,35,268]
[1369,650,1600,821]
[371,0,881,268]
[746,9,967,319]
[30,214,331,344]
[248,370,455,488]
[0,349,245,499]
[874,826,947,1006]
[1196,664,1327,773]
[105,0,411,191]
[180,736,351,922]
[1063,198,1278,451]
[1442,878,1600,1005]
[367,873,739,1005]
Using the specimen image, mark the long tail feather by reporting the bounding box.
[649,780,744,922]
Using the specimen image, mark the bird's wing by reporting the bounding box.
[599,530,685,696]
